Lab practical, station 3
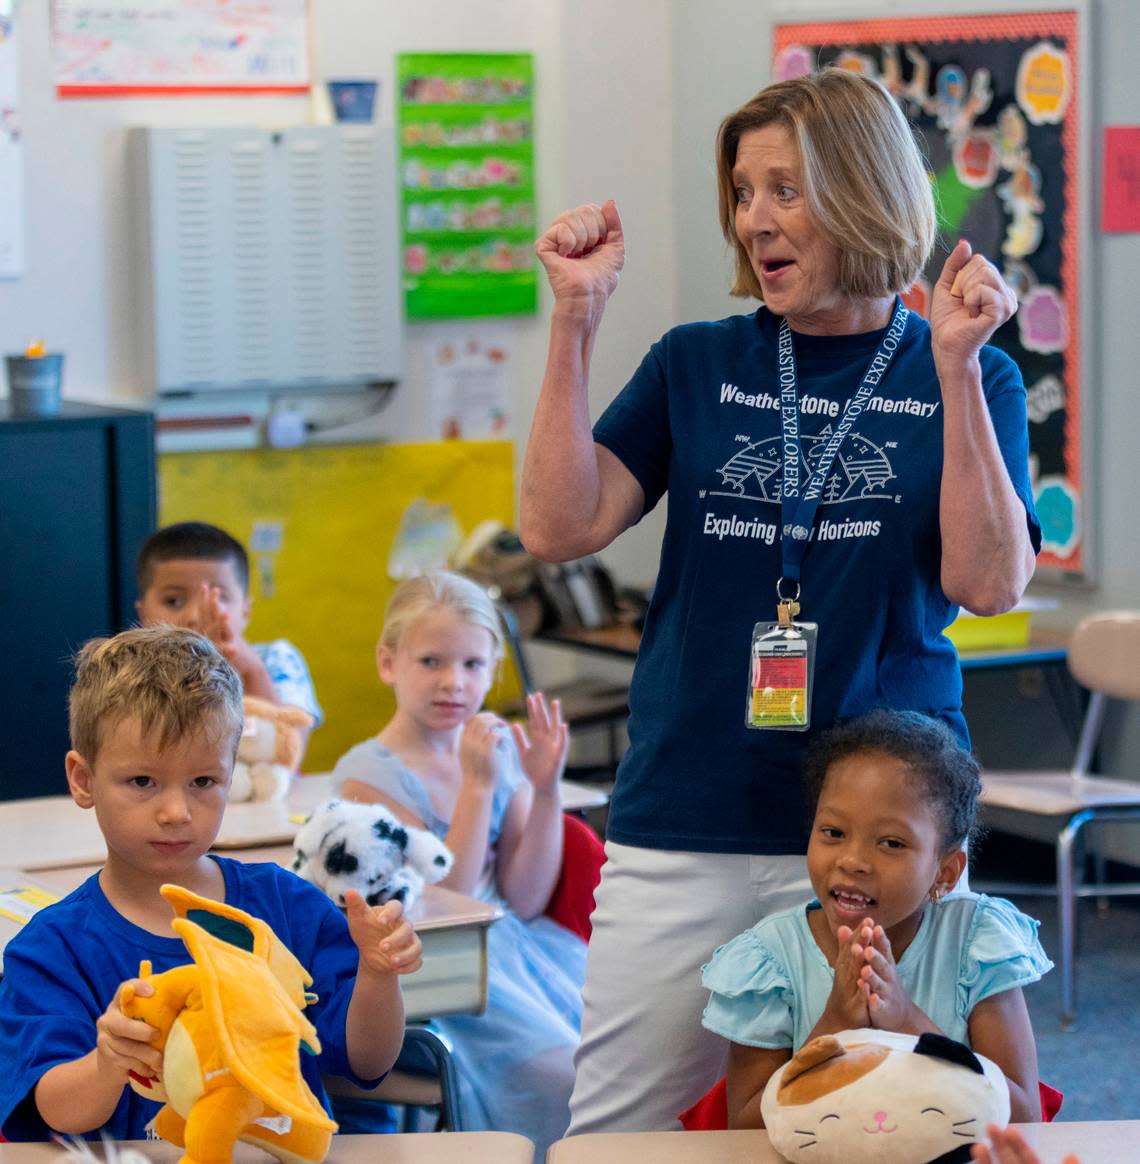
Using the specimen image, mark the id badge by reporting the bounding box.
[746,620,818,731]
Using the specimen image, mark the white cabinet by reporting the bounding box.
[132,126,401,394]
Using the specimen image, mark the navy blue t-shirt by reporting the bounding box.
[0,857,382,1141]
[594,304,1039,855]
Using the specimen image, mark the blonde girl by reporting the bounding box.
[333,571,585,1154]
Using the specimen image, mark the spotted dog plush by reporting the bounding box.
[292,797,453,910]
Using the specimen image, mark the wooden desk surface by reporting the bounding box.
[0,773,604,871]
[546,1122,1140,1163]
[0,1132,534,1164]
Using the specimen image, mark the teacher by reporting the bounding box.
[520,68,1039,1133]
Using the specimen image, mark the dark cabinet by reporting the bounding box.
[0,401,155,799]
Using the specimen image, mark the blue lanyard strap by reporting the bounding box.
[779,299,909,584]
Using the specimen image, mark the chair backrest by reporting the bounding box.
[544,812,606,942]
[1068,612,1140,700]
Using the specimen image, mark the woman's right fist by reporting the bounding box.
[535,199,625,307]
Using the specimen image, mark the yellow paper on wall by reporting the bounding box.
[159,441,519,772]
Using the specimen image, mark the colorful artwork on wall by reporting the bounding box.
[775,10,1087,574]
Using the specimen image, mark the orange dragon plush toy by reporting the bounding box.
[119,884,337,1164]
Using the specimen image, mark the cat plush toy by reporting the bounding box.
[292,797,453,910]
[760,1028,1010,1164]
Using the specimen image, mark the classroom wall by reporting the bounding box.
[0,0,673,593]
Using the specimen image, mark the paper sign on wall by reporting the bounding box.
[397,53,537,318]
[1103,127,1140,233]
[51,0,310,96]
[429,326,512,439]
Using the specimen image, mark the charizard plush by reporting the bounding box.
[119,884,337,1164]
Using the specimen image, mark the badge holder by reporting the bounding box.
[746,582,817,732]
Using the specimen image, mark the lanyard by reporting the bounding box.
[778,298,909,584]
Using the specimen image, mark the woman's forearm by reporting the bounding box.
[938,356,1035,614]
[520,303,610,561]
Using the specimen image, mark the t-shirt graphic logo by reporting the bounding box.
[713,425,896,505]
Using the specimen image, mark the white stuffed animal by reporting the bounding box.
[291,797,453,910]
[230,696,314,803]
[760,1028,1010,1164]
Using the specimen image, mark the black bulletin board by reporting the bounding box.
[775,6,1088,575]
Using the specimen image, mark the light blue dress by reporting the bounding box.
[701,893,1052,1050]
[332,738,586,1155]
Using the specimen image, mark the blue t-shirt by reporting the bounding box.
[701,893,1052,1049]
[0,857,380,1141]
[593,305,1040,855]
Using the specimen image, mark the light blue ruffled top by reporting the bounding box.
[701,892,1052,1050]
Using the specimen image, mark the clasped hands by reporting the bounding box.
[827,917,919,1032]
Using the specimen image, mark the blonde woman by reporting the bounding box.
[522,68,1039,1133]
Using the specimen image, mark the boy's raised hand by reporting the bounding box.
[96,978,163,1083]
[344,890,423,977]
[510,692,569,794]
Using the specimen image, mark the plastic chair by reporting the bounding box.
[545,811,607,942]
[498,603,630,780]
[325,1022,462,1132]
[978,611,1140,1028]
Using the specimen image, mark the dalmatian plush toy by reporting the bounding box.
[291,797,453,910]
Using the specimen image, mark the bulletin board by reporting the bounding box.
[158,440,520,772]
[774,5,1089,575]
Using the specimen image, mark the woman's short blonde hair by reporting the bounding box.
[69,625,244,763]
[716,68,936,301]
[380,571,505,660]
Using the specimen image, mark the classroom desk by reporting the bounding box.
[545,1122,1140,1163]
[0,852,501,1022]
[0,773,606,872]
[0,1132,535,1164]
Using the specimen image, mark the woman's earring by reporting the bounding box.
[929,886,943,903]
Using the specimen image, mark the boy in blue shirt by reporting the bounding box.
[135,521,323,762]
[0,626,421,1140]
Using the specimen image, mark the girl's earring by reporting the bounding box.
[929,885,943,903]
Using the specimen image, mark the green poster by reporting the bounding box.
[397,52,537,318]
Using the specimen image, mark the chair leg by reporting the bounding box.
[1092,848,1109,916]
[1056,810,1094,1031]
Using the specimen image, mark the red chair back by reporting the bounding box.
[544,812,606,942]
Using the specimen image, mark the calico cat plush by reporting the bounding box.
[760,1028,1010,1164]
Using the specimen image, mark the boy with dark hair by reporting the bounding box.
[135,521,322,752]
[0,626,420,1140]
